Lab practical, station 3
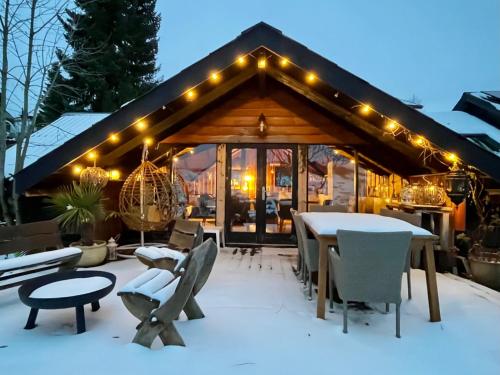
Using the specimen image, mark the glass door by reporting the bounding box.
[225,145,297,245]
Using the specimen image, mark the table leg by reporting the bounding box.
[317,239,328,319]
[423,240,441,322]
[24,308,39,330]
[91,301,100,312]
[75,305,86,334]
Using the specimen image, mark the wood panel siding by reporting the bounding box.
[161,80,365,145]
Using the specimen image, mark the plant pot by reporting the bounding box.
[469,256,500,291]
[71,240,108,267]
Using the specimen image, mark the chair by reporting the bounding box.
[329,230,412,338]
[119,239,217,348]
[290,209,319,300]
[379,208,422,299]
[0,220,82,290]
[309,204,344,213]
[277,199,292,232]
[135,219,204,271]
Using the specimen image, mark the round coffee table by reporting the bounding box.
[18,270,116,334]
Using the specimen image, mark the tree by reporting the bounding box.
[39,0,160,124]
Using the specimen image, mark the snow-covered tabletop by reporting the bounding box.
[300,212,433,237]
[31,277,112,299]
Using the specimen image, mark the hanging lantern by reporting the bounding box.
[445,163,468,205]
[80,166,109,187]
[119,161,177,232]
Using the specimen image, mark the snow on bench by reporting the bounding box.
[0,247,82,272]
[119,268,180,306]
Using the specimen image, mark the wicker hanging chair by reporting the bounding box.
[119,161,177,232]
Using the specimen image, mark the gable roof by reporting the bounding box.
[11,22,500,192]
[4,113,110,178]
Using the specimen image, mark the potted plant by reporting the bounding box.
[49,182,108,267]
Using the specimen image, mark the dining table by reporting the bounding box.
[301,212,441,322]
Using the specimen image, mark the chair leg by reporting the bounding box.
[385,303,390,313]
[342,300,348,334]
[133,320,164,348]
[303,265,307,286]
[396,303,401,338]
[407,267,412,300]
[329,280,334,312]
[183,295,205,320]
[158,322,185,346]
[308,271,313,300]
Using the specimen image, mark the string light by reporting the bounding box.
[186,89,197,101]
[413,136,427,147]
[109,169,121,180]
[72,165,83,175]
[236,55,247,66]
[136,120,147,131]
[280,57,290,67]
[210,72,221,83]
[87,151,97,161]
[306,72,317,83]
[257,57,267,69]
[360,104,372,115]
[385,121,399,132]
[109,133,119,143]
[143,137,154,146]
[445,152,458,163]
[173,156,179,162]
[189,149,195,154]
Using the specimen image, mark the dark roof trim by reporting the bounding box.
[454,92,500,130]
[13,22,500,192]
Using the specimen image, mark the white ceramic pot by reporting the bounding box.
[71,240,108,267]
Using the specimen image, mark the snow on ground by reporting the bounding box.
[1,247,499,375]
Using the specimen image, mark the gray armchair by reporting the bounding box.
[329,230,412,338]
[291,209,319,300]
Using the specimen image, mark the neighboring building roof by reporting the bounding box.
[426,111,500,156]
[10,22,500,192]
[454,91,500,129]
[4,113,110,177]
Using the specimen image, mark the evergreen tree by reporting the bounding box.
[39,0,160,124]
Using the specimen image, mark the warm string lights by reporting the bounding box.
[69,50,462,179]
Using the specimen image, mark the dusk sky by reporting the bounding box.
[156,0,499,112]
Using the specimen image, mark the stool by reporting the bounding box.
[202,226,225,251]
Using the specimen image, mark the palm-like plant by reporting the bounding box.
[49,182,106,246]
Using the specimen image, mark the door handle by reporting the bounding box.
[261,186,267,201]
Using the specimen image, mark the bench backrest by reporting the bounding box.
[0,220,63,256]
[168,219,204,251]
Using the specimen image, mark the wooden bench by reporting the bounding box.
[135,219,204,271]
[0,220,82,290]
[119,239,217,348]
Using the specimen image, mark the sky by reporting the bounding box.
[155,0,500,112]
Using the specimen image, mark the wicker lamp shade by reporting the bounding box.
[119,161,177,231]
[80,166,109,188]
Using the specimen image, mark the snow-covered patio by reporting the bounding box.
[1,247,499,375]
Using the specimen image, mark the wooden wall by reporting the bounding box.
[161,79,366,145]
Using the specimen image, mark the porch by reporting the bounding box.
[1,247,499,374]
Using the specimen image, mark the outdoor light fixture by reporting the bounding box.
[258,113,267,134]
[109,169,121,181]
[386,121,399,132]
[445,163,468,205]
[136,120,147,131]
[360,104,372,115]
[236,55,247,66]
[280,57,290,67]
[210,72,220,83]
[80,166,109,187]
[186,89,197,101]
[257,57,267,69]
[72,165,83,175]
[306,72,317,83]
[109,133,119,143]
[87,151,97,160]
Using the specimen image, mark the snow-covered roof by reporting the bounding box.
[4,113,110,177]
[470,91,500,111]
[425,110,500,156]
